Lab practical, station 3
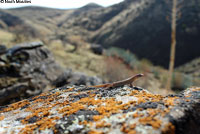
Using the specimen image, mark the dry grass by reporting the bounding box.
[0,30,14,45]
[48,40,105,77]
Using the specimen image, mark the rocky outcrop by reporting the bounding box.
[52,70,103,88]
[0,45,6,55]
[0,42,64,105]
[0,42,103,106]
[90,44,104,55]
[0,85,199,134]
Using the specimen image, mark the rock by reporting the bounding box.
[0,42,104,106]
[67,72,103,86]
[52,70,103,87]
[0,86,199,134]
[6,41,43,58]
[90,44,103,55]
[52,69,73,87]
[0,42,64,105]
[0,45,6,55]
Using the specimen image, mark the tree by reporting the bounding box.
[166,0,177,90]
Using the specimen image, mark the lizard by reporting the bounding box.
[89,74,144,90]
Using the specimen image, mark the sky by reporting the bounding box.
[0,0,124,9]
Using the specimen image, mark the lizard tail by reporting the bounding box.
[89,83,110,88]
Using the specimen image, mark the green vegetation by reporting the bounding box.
[105,47,139,69]
[172,73,194,90]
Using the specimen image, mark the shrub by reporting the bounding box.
[172,72,193,90]
[105,47,139,69]
[103,56,134,82]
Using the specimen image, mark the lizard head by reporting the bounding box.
[136,74,144,77]
[130,74,144,82]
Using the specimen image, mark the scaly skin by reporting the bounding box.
[89,74,144,89]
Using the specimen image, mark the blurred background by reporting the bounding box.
[0,0,200,105]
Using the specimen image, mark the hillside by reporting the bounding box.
[6,6,73,36]
[176,57,200,77]
[64,0,200,68]
[0,2,200,98]
[0,9,23,28]
[0,0,200,68]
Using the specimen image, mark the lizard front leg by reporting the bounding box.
[129,83,134,87]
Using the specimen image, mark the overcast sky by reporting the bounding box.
[0,0,124,9]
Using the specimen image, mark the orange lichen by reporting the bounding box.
[59,98,86,116]
[139,117,162,129]
[20,124,38,134]
[129,123,136,129]
[64,87,74,92]
[191,88,200,92]
[1,100,30,113]
[147,109,159,117]
[147,108,170,118]
[13,90,63,133]
[33,98,44,103]
[88,130,103,134]
[94,98,125,117]
[127,130,137,134]
[13,111,20,114]
[89,93,96,97]
[137,97,146,104]
[0,115,4,121]
[96,121,111,128]
[162,122,175,134]
[0,84,186,133]
[164,97,179,106]
[132,111,144,118]
[120,123,136,134]
[185,95,191,98]
[22,107,52,124]
[129,90,139,96]
[132,112,139,118]
[21,117,59,134]
[120,103,130,110]
[31,93,47,100]
[93,115,105,121]
[79,120,88,125]
[121,123,129,133]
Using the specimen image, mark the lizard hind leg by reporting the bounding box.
[104,84,114,90]
[129,83,134,87]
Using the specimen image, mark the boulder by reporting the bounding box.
[0,86,199,134]
[90,44,103,55]
[0,42,64,105]
[0,45,6,55]
[53,71,103,87]
[0,42,104,106]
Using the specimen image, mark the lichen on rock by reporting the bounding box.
[0,86,199,134]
